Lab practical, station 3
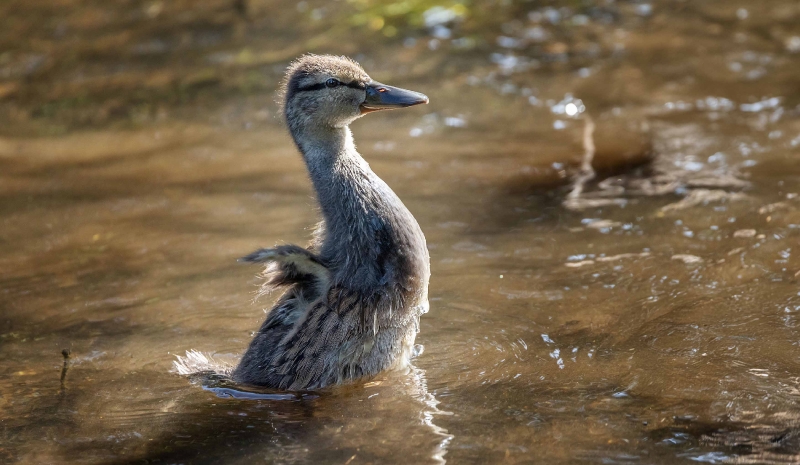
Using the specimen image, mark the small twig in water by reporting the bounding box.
[60,348,71,392]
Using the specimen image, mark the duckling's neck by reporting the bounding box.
[292,125,429,291]
[294,125,360,185]
[293,125,370,220]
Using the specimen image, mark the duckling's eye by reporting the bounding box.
[325,78,340,88]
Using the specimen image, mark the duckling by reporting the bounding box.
[232,55,430,390]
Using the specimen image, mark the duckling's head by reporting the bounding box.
[282,54,428,134]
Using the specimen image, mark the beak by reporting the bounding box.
[361,81,429,114]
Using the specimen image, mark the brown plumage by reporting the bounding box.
[231,55,430,390]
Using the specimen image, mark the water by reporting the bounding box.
[2,0,800,463]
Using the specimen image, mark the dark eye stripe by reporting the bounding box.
[296,82,326,92]
[296,80,365,92]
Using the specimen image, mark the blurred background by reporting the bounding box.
[2,1,800,464]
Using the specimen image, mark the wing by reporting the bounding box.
[239,244,330,296]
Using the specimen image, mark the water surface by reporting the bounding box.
[2,1,800,463]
